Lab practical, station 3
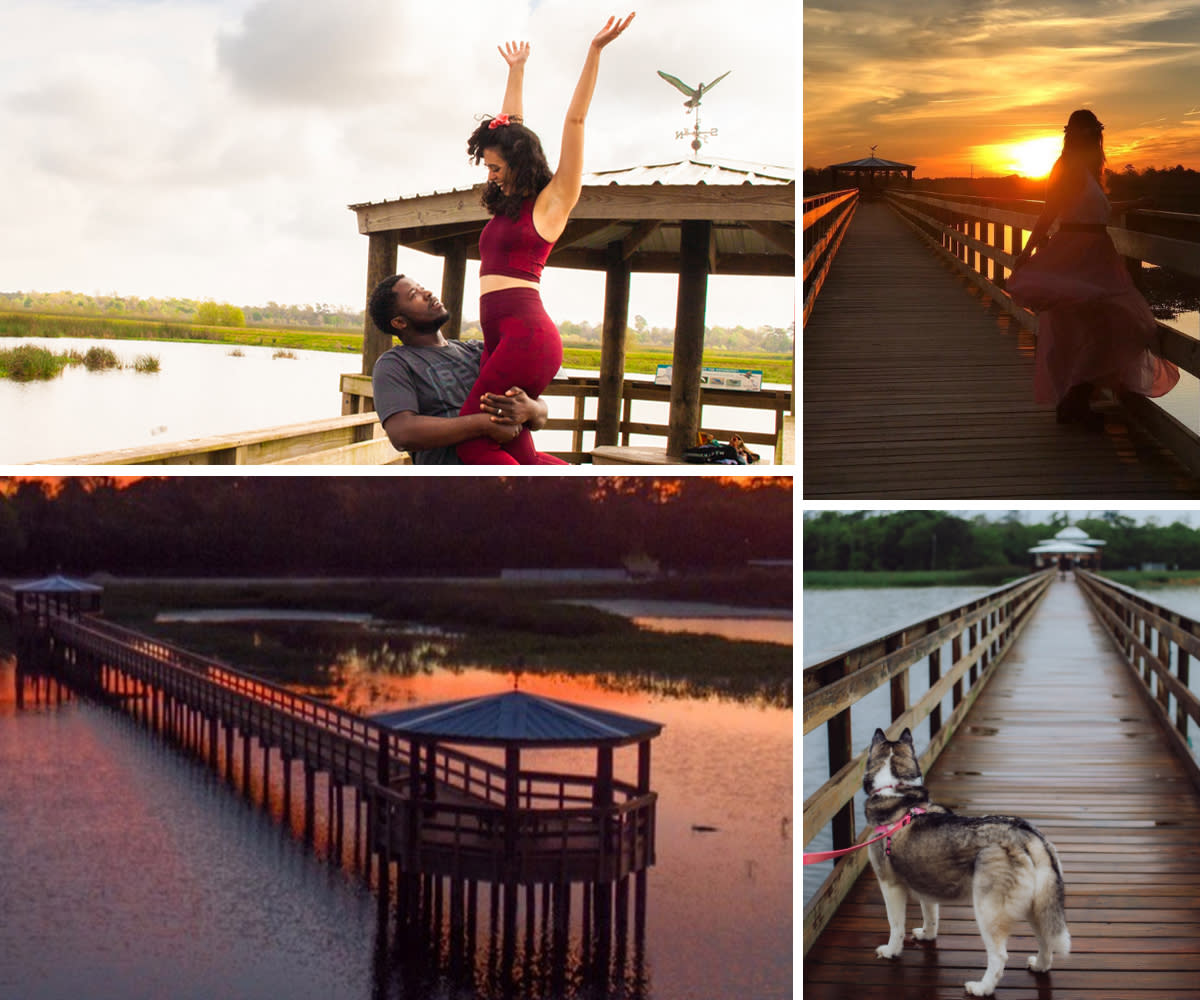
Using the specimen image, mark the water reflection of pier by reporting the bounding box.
[2,578,660,999]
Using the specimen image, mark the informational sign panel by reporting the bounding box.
[654,365,763,391]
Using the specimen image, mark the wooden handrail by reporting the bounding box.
[802,189,859,325]
[802,570,1054,954]
[1076,570,1200,794]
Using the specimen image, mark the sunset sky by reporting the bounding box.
[1,0,796,329]
[803,1,1200,179]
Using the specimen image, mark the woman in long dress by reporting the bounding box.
[1008,109,1178,431]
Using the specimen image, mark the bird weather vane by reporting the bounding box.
[656,69,731,152]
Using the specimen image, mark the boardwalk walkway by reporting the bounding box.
[803,201,1200,498]
[804,575,1200,999]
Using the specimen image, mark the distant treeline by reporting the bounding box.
[0,477,793,579]
[803,164,1200,213]
[803,510,1200,573]
[0,290,795,354]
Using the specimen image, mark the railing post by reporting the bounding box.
[928,620,943,738]
[826,661,855,853]
[1157,621,1172,713]
[888,631,909,725]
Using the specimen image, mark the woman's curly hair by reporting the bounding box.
[467,116,553,220]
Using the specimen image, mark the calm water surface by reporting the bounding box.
[0,337,780,463]
[0,613,792,999]
[802,585,990,904]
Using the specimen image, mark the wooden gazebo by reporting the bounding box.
[347,158,795,459]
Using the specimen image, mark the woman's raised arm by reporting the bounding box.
[534,13,635,242]
[498,41,530,120]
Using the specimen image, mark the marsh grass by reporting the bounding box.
[804,567,1026,589]
[133,354,161,373]
[100,577,793,705]
[81,346,121,371]
[0,344,72,380]
[3,311,794,383]
[272,349,298,360]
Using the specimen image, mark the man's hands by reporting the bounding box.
[480,387,537,423]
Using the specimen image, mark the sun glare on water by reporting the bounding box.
[995,136,1062,178]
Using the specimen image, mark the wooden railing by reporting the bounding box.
[803,189,859,326]
[887,190,1200,474]
[35,412,406,467]
[1076,570,1200,792]
[341,372,793,463]
[802,570,1053,953]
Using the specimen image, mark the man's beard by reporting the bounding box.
[407,311,450,335]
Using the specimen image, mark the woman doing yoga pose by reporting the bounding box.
[455,14,635,464]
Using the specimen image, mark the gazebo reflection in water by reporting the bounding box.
[369,689,663,998]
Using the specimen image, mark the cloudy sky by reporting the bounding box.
[2,0,797,328]
[803,1,1200,178]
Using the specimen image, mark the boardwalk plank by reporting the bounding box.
[803,577,1200,998]
[803,200,1200,498]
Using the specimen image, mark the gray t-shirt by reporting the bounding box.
[372,340,485,465]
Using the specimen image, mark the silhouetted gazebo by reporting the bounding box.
[13,574,103,628]
[829,153,916,196]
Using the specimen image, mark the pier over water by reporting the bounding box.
[1,578,661,996]
[803,189,1200,498]
[804,570,1200,998]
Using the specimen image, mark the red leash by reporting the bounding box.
[803,808,926,865]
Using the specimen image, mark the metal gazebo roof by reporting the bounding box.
[13,574,103,593]
[828,155,916,171]
[348,156,795,278]
[372,690,663,748]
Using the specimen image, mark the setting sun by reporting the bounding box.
[977,135,1063,179]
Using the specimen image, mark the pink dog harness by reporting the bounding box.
[802,808,927,865]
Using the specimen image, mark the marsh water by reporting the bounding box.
[0,603,793,1000]
[0,337,782,463]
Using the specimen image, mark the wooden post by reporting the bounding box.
[596,241,631,446]
[666,220,712,457]
[440,237,467,340]
[361,231,399,377]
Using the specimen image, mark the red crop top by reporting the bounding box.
[478,198,554,282]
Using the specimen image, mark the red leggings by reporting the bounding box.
[457,287,565,465]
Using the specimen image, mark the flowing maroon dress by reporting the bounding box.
[1007,173,1179,405]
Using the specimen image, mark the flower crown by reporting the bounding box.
[488,113,524,129]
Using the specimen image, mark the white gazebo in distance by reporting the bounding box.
[1028,525,1107,570]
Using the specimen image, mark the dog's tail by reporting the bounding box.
[1032,838,1071,956]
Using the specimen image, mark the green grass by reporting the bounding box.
[804,567,1028,589]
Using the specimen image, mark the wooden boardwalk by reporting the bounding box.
[803,200,1200,498]
[804,575,1200,999]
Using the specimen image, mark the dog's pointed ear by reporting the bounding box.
[899,728,914,746]
[871,728,887,747]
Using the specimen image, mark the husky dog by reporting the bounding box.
[864,728,1070,997]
